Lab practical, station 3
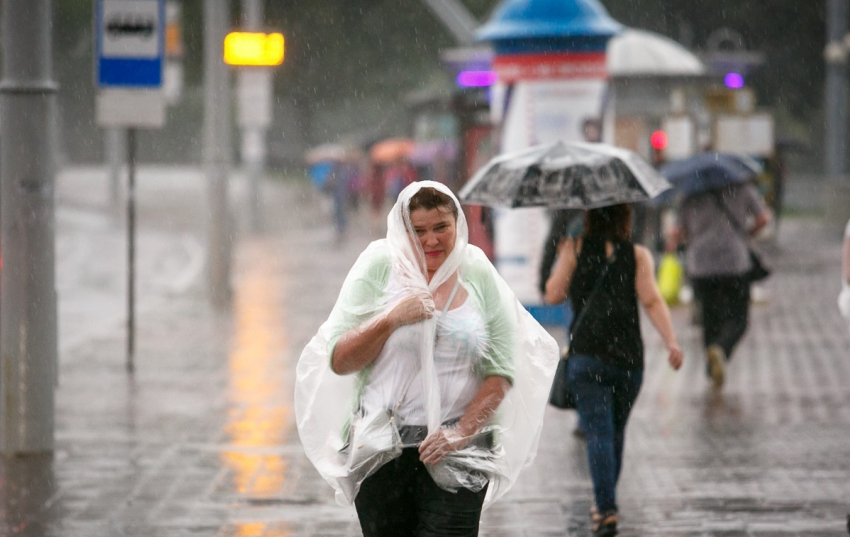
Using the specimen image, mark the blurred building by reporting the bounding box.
[427,0,782,304]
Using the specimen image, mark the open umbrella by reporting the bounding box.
[369,138,415,164]
[659,152,762,197]
[305,143,347,165]
[458,141,671,210]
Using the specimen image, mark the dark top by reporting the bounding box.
[538,209,584,294]
[568,236,644,371]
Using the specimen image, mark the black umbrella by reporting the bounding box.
[458,141,671,210]
[659,152,762,198]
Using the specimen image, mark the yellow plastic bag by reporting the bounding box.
[657,253,683,305]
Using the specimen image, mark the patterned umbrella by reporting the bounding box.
[458,141,671,209]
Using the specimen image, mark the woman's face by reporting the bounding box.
[409,206,457,276]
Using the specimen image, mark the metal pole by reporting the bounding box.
[0,0,58,454]
[242,0,262,27]
[421,0,478,45]
[825,0,850,230]
[825,0,849,179]
[204,0,232,306]
[242,0,265,232]
[126,129,137,373]
[106,128,126,215]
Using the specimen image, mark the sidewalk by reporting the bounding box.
[1,167,848,536]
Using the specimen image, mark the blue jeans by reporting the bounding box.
[568,354,643,514]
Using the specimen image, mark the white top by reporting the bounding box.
[359,296,487,427]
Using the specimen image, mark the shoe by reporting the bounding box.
[706,344,726,389]
[592,510,618,536]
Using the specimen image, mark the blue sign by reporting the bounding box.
[96,0,165,88]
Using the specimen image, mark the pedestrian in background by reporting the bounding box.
[545,204,683,536]
[839,218,850,323]
[538,208,584,296]
[671,182,771,389]
[328,159,349,241]
[383,157,418,201]
[296,182,558,537]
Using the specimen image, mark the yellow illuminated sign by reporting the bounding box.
[224,32,284,66]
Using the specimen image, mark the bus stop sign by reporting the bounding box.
[96,0,164,88]
[95,0,166,128]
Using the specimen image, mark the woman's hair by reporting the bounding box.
[584,204,632,241]
[408,186,458,220]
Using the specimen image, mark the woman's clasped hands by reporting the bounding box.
[387,291,435,328]
[419,428,469,465]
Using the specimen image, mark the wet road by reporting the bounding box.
[1,167,848,536]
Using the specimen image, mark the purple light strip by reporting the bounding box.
[457,71,498,87]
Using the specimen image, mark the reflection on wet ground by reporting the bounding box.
[223,240,289,499]
[219,239,293,537]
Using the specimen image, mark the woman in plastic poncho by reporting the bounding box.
[545,204,683,537]
[296,181,559,537]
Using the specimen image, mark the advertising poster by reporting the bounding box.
[492,68,607,304]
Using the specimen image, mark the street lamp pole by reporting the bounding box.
[0,0,59,454]
[825,0,850,230]
[205,0,233,307]
[242,0,266,233]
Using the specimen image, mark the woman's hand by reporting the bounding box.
[418,428,469,465]
[332,291,434,375]
[418,376,511,465]
[387,292,435,328]
[667,341,684,371]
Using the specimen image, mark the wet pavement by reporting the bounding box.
[1,167,848,536]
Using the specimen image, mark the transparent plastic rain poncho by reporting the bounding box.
[295,181,559,507]
[840,220,850,322]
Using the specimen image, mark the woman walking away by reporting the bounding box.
[296,182,559,537]
[545,204,683,536]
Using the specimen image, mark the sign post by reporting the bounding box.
[95,0,166,373]
[224,30,284,231]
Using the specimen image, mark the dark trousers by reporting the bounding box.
[354,448,488,537]
[692,274,750,359]
[568,355,643,514]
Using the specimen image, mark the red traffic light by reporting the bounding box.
[650,130,668,151]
